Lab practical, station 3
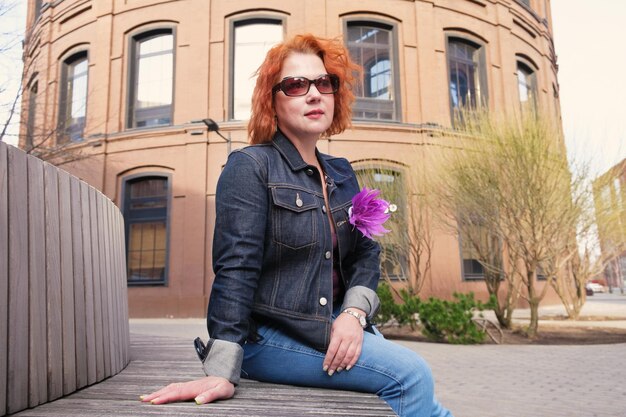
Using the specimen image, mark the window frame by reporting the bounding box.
[228,15,285,121]
[58,50,89,144]
[457,218,502,282]
[516,57,538,112]
[353,163,408,281]
[121,173,172,286]
[344,19,402,122]
[126,27,176,130]
[445,34,489,121]
[34,0,43,19]
[26,80,38,151]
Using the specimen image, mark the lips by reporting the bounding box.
[304,109,324,116]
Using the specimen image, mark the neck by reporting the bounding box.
[279,128,320,167]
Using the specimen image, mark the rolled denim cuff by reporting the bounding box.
[201,339,244,385]
[341,285,380,320]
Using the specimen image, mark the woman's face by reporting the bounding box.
[273,52,335,143]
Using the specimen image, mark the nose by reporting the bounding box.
[306,83,322,101]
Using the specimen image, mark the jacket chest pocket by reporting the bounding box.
[270,187,319,250]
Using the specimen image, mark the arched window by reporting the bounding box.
[128,29,174,128]
[346,21,399,121]
[123,175,170,285]
[355,166,408,280]
[230,18,283,120]
[517,60,537,111]
[447,37,488,114]
[58,51,88,143]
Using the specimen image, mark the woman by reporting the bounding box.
[142,34,452,417]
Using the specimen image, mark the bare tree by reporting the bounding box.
[431,110,593,337]
[356,161,434,297]
[0,0,24,145]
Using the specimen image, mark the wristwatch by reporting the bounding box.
[342,308,367,328]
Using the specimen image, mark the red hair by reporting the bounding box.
[248,34,361,144]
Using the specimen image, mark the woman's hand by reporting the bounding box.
[322,308,365,375]
[141,376,235,405]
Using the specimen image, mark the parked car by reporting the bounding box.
[586,282,606,294]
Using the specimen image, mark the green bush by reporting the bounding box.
[375,282,401,325]
[376,283,421,329]
[417,292,491,344]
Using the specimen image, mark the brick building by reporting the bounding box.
[20,0,562,317]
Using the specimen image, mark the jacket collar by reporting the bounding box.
[272,130,351,184]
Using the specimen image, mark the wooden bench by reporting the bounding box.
[2,141,394,416]
[1,142,129,416]
[10,334,396,416]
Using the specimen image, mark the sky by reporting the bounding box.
[1,0,624,178]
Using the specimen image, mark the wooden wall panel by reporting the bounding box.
[7,148,29,414]
[80,182,97,385]
[70,178,88,389]
[0,143,8,415]
[89,187,105,382]
[58,171,77,395]
[44,164,63,402]
[27,156,47,407]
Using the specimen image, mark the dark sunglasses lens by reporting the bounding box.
[314,75,337,93]
[282,77,309,96]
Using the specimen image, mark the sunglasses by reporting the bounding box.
[272,74,340,97]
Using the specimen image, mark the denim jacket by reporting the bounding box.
[200,131,381,385]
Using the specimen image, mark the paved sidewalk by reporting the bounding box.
[131,293,626,417]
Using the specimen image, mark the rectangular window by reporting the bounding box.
[346,22,399,121]
[231,19,282,120]
[128,29,174,128]
[459,221,501,281]
[59,52,88,143]
[124,176,169,285]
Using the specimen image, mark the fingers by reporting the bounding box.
[140,376,235,405]
[322,315,363,376]
[195,381,236,405]
[322,327,339,374]
[142,382,195,405]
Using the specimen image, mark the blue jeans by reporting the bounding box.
[241,313,453,417]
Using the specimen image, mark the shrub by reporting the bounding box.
[375,282,401,325]
[417,292,491,344]
[376,283,421,328]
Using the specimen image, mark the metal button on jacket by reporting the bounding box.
[322,205,327,213]
[324,251,331,259]
[319,297,328,306]
[305,168,314,176]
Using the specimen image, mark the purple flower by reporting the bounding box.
[348,187,391,239]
